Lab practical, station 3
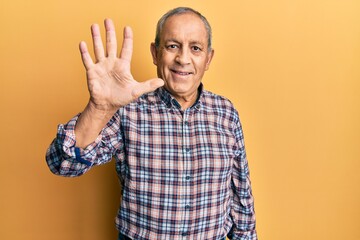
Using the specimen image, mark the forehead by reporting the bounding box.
[160,13,208,44]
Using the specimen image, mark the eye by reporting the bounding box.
[192,46,202,51]
[167,44,178,49]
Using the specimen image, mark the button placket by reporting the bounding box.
[181,109,192,237]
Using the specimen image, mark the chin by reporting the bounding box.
[167,83,190,93]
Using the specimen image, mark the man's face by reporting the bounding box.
[151,13,214,101]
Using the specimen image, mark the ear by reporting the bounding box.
[150,43,158,65]
[205,49,215,71]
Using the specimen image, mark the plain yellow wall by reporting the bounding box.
[0,0,359,239]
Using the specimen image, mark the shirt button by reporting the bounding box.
[182,231,188,236]
[185,204,191,209]
[185,176,191,181]
[184,121,189,126]
[185,148,190,152]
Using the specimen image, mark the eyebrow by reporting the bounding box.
[164,39,181,44]
[164,39,205,46]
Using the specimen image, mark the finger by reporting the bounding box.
[79,41,94,70]
[119,26,133,62]
[132,78,164,99]
[104,18,117,58]
[91,24,105,62]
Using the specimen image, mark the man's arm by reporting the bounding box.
[75,19,163,148]
[228,113,257,239]
[46,19,164,176]
[46,113,122,177]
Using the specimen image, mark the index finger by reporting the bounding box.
[119,26,133,62]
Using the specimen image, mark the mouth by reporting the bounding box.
[170,69,193,76]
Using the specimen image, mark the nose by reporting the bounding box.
[175,48,191,65]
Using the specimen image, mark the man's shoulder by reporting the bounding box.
[116,91,157,116]
[127,91,159,107]
[201,89,236,111]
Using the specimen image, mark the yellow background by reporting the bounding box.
[0,0,359,239]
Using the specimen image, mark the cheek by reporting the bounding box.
[195,61,207,73]
[161,56,172,66]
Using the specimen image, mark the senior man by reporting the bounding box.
[46,7,257,240]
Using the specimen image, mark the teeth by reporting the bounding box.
[173,70,190,75]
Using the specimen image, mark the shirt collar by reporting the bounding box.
[156,83,203,110]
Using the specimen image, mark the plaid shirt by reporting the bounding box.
[46,85,257,240]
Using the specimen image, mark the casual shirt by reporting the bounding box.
[46,85,257,240]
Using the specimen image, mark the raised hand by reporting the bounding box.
[75,19,163,148]
[79,19,164,112]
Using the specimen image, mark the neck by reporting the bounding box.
[176,91,198,110]
[165,87,199,110]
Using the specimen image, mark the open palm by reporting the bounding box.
[79,19,163,112]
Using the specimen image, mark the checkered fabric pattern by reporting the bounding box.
[46,85,257,240]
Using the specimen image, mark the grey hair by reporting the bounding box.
[154,7,213,51]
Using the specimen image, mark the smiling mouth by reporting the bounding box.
[171,69,193,75]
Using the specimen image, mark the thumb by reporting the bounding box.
[132,78,164,99]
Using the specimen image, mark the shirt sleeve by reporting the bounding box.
[228,111,257,240]
[45,112,123,177]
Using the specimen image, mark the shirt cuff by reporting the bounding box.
[228,230,258,240]
[74,147,92,166]
[57,113,104,165]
